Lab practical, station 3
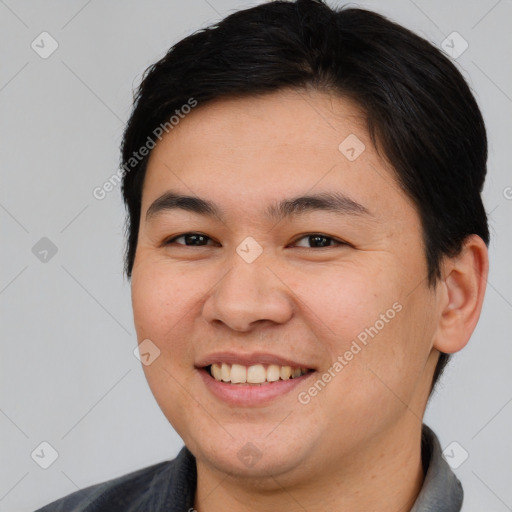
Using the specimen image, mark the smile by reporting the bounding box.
[198,363,315,407]
[207,363,310,384]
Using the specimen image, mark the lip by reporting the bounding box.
[195,351,314,369]
[197,367,315,407]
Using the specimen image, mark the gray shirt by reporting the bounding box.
[35,424,463,511]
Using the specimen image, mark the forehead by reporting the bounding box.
[141,88,418,228]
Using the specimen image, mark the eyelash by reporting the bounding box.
[163,232,349,249]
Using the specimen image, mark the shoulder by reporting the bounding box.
[34,446,197,512]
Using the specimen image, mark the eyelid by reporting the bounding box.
[289,233,350,248]
[164,232,350,248]
[163,232,218,246]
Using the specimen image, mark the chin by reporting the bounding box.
[203,443,308,482]
[181,423,315,483]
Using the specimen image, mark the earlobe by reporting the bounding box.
[433,234,489,354]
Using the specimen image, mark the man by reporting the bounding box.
[36,0,489,510]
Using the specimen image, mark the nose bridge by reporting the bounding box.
[203,247,293,331]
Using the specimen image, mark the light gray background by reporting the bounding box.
[1,1,511,511]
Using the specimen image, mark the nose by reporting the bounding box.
[201,252,294,332]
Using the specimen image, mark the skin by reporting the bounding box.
[130,88,488,511]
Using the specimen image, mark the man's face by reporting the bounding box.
[131,89,441,482]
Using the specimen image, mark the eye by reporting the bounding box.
[289,234,348,249]
[164,232,218,247]
[163,232,349,249]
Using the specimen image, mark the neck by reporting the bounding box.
[194,419,425,512]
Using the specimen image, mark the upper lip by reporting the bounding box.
[195,352,315,369]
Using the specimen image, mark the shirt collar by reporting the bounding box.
[410,424,464,511]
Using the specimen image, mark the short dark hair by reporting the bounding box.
[120,0,489,391]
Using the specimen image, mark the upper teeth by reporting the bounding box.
[210,363,308,384]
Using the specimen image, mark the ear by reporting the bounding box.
[433,234,489,354]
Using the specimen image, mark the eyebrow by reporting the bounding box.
[145,190,372,223]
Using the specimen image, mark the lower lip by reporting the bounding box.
[197,368,315,407]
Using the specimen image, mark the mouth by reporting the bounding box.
[197,360,316,406]
[205,362,313,385]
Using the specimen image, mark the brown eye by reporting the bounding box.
[291,234,347,248]
[164,232,216,246]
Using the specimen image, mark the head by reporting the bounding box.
[121,0,488,485]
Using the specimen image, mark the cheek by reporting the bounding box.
[294,261,431,392]
[131,276,164,340]
[131,265,198,426]
[288,262,401,352]
[131,262,210,384]
[335,288,436,420]
[131,262,192,339]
